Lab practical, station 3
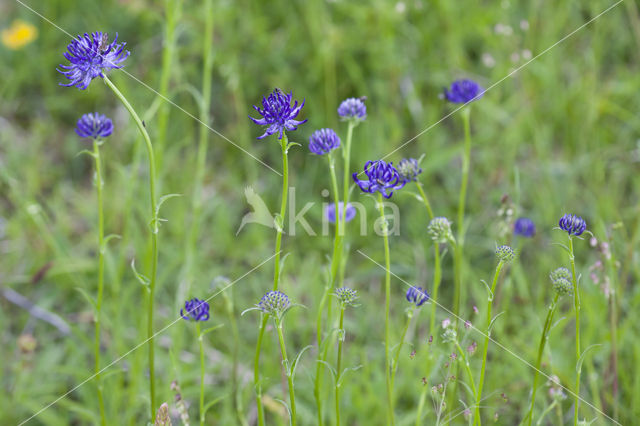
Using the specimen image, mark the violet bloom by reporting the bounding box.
[406,286,430,307]
[444,79,484,103]
[76,112,113,139]
[249,89,307,140]
[258,291,291,317]
[58,32,130,90]
[325,202,356,224]
[338,97,367,121]
[513,217,536,238]
[180,298,210,322]
[397,158,422,183]
[352,160,405,199]
[309,128,340,155]
[558,214,587,237]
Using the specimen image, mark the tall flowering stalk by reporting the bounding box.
[249,89,306,425]
[557,214,588,425]
[526,268,572,425]
[354,160,404,425]
[444,79,483,324]
[59,32,164,418]
[308,127,342,424]
[180,298,212,426]
[333,287,358,426]
[76,112,114,426]
[475,245,514,424]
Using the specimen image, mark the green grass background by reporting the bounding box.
[1,0,639,424]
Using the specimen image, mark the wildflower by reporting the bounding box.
[406,286,430,307]
[472,305,479,314]
[58,32,130,90]
[325,202,356,224]
[1,20,37,50]
[442,327,457,343]
[442,318,451,329]
[552,277,572,296]
[258,290,291,317]
[464,320,472,329]
[444,79,484,103]
[467,341,477,355]
[558,214,587,237]
[397,157,423,183]
[513,217,536,237]
[76,112,113,139]
[335,287,358,306]
[352,160,405,199]
[427,217,454,244]
[180,298,210,322]
[249,89,306,140]
[550,267,571,283]
[338,97,367,121]
[495,245,515,262]
[309,128,340,155]
[154,403,171,426]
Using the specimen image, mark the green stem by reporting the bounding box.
[337,121,355,287]
[415,182,434,219]
[103,76,159,419]
[254,134,290,425]
[92,140,106,426]
[454,340,478,403]
[569,237,581,426]
[475,260,505,424]
[377,193,395,425]
[314,152,342,425]
[276,320,297,426]
[454,108,472,324]
[197,323,205,426]
[527,293,560,425]
[391,310,413,390]
[335,305,346,426]
[225,291,247,426]
[536,400,558,426]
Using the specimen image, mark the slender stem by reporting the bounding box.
[184,0,214,291]
[196,323,205,426]
[454,340,478,402]
[337,121,355,287]
[536,399,558,426]
[569,237,581,426]
[254,134,290,425]
[314,152,342,425]
[391,310,413,390]
[377,193,395,425]
[454,108,472,324]
[527,293,560,425]
[415,182,434,219]
[103,76,159,419]
[335,305,346,426]
[225,291,247,426]
[92,140,106,426]
[276,320,297,425]
[475,260,505,424]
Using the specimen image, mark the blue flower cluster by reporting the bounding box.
[180,298,210,322]
[406,286,430,307]
[249,89,307,140]
[558,214,587,237]
[352,160,406,199]
[76,112,113,139]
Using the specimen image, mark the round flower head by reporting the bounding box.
[444,79,484,104]
[180,298,210,322]
[76,112,113,139]
[428,217,454,244]
[58,32,130,90]
[406,286,430,307]
[258,291,291,317]
[397,158,422,183]
[552,277,573,296]
[352,160,406,199]
[309,128,341,155]
[550,267,571,283]
[335,287,358,306]
[558,214,587,237]
[513,217,536,238]
[495,245,515,262]
[325,202,356,224]
[249,88,307,140]
[338,97,367,121]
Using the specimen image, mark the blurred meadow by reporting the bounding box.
[1,0,640,424]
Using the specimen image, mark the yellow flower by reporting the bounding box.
[2,19,38,50]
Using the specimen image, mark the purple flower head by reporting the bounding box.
[309,128,341,155]
[338,97,367,121]
[444,79,484,104]
[406,286,430,307]
[514,217,536,238]
[335,287,358,306]
[325,202,356,224]
[558,214,587,237]
[397,158,422,183]
[180,298,210,322]
[76,112,113,139]
[258,291,291,317]
[58,32,130,90]
[249,89,307,140]
[352,160,406,199]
